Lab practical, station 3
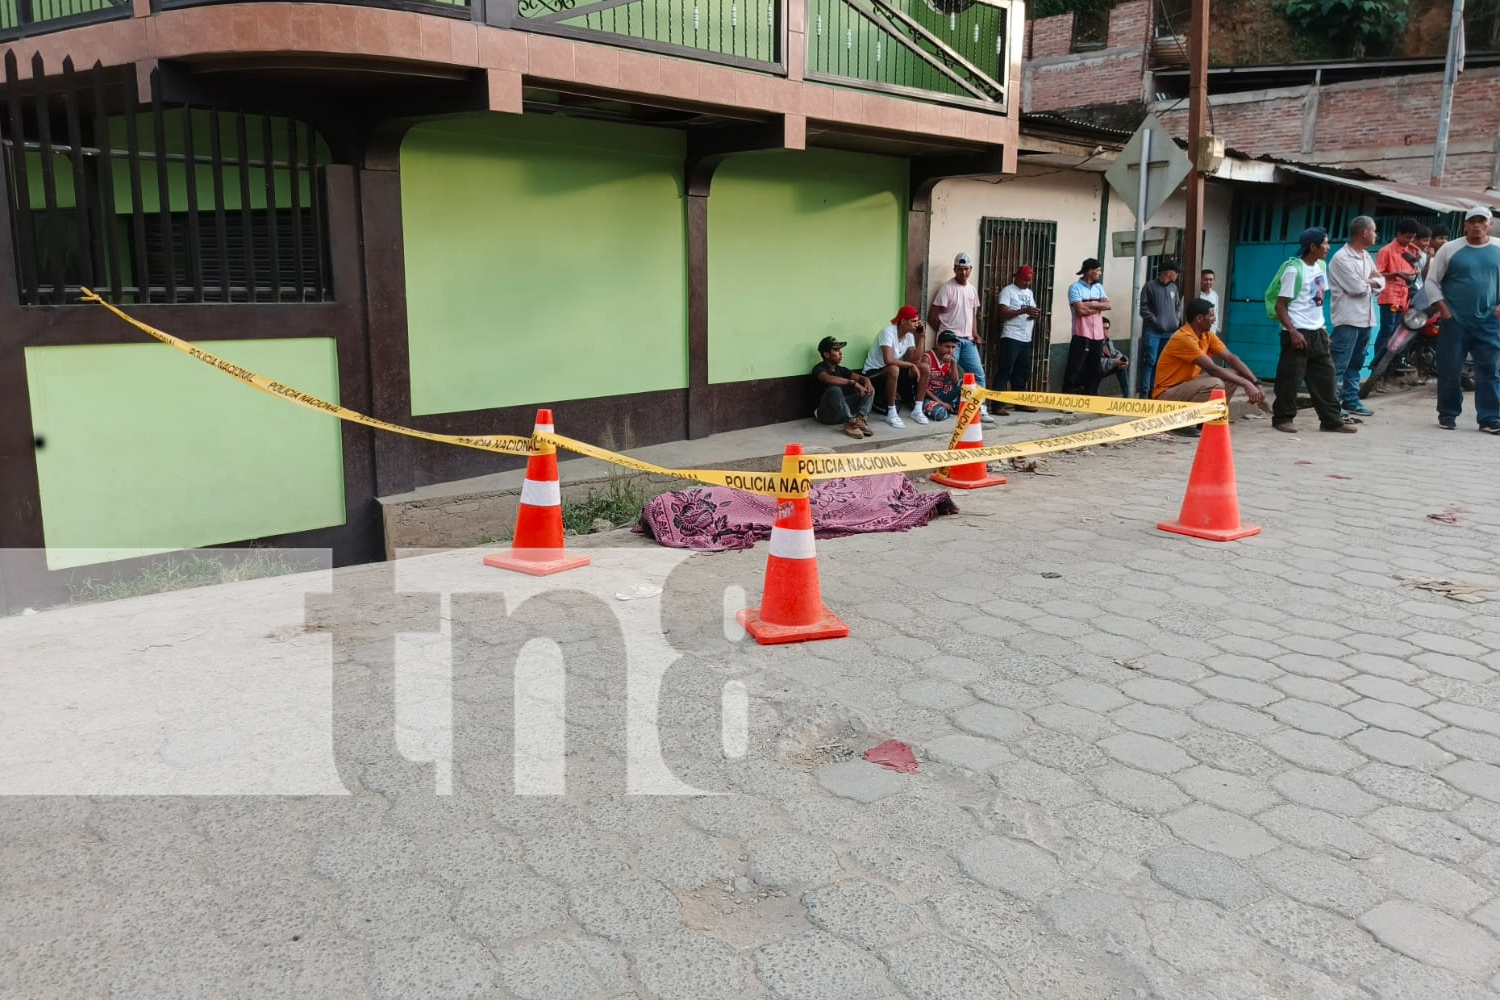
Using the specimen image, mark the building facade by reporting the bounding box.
[0,0,1024,608]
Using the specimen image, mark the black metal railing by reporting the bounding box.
[2,52,331,305]
[1,0,130,42]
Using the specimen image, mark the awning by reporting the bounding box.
[1280,165,1500,214]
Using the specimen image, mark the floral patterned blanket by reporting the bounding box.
[634,473,958,551]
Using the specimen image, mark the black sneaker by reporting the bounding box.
[1481,421,1500,434]
[1439,417,1456,430]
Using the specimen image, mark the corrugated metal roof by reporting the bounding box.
[1278,166,1500,213]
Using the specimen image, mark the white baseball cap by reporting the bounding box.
[954,252,973,267]
[1465,206,1492,221]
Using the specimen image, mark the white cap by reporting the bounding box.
[954,252,973,267]
[1465,205,1492,221]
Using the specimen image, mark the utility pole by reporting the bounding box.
[1431,0,1465,186]
[1128,128,1151,397]
[1182,0,1210,283]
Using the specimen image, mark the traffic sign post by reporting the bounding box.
[1104,115,1192,397]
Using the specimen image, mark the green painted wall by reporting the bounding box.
[708,148,906,384]
[25,339,346,570]
[400,115,689,416]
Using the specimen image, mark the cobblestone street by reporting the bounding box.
[3,386,1500,999]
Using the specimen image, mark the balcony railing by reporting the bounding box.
[517,0,783,71]
[806,0,1010,106]
[2,0,131,41]
[3,0,1014,112]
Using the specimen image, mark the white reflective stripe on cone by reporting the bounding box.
[960,422,984,443]
[535,423,555,433]
[767,526,816,560]
[520,479,562,507]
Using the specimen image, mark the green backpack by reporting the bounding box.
[1264,257,1325,320]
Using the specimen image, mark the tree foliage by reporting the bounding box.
[1276,0,1410,57]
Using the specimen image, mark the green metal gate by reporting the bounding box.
[977,216,1057,390]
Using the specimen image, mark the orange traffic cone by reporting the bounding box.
[483,409,592,576]
[931,374,1006,490]
[736,444,849,645]
[1157,388,1261,542]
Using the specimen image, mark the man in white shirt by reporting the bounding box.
[1271,227,1355,434]
[1198,269,1220,334]
[862,305,931,428]
[926,251,992,421]
[994,265,1041,412]
[1327,216,1385,418]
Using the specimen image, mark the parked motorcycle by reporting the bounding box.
[1358,289,1474,397]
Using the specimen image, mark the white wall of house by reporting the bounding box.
[926,165,1235,348]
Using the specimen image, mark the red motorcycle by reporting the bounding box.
[1359,305,1439,398]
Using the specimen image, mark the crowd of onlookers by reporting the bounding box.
[814,210,1500,440]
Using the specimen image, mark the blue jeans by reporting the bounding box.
[954,337,986,389]
[996,338,1031,391]
[1138,330,1169,396]
[1372,304,1402,359]
[1330,324,1372,408]
[1437,315,1500,426]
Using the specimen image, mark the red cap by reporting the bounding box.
[1015,265,1034,279]
[892,305,920,323]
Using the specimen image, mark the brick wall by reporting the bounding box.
[1156,67,1500,188]
[1157,94,1307,159]
[1024,1,1151,112]
[1029,13,1074,59]
[1107,0,1151,49]
[1030,57,1148,113]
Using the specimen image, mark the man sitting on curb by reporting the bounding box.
[811,336,875,439]
[920,331,963,420]
[863,305,931,428]
[1152,298,1266,437]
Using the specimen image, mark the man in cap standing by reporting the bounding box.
[995,265,1042,411]
[927,251,992,421]
[1425,206,1500,432]
[1271,227,1355,434]
[1063,257,1111,395]
[1138,259,1183,397]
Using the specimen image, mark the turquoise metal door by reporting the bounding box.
[1227,190,1361,380]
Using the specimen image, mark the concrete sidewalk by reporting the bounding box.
[377,399,1113,552]
[4,385,1500,999]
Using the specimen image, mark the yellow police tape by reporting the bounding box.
[80,289,1224,498]
[79,290,541,458]
[80,288,806,496]
[781,397,1222,484]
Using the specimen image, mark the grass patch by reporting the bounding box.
[68,548,314,604]
[561,476,652,536]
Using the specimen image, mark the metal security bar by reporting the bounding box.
[978,216,1057,391]
[2,52,331,305]
[517,0,784,70]
[1,0,130,42]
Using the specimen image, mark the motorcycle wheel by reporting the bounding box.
[1359,349,1396,399]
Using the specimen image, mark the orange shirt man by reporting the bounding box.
[1152,298,1266,437]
